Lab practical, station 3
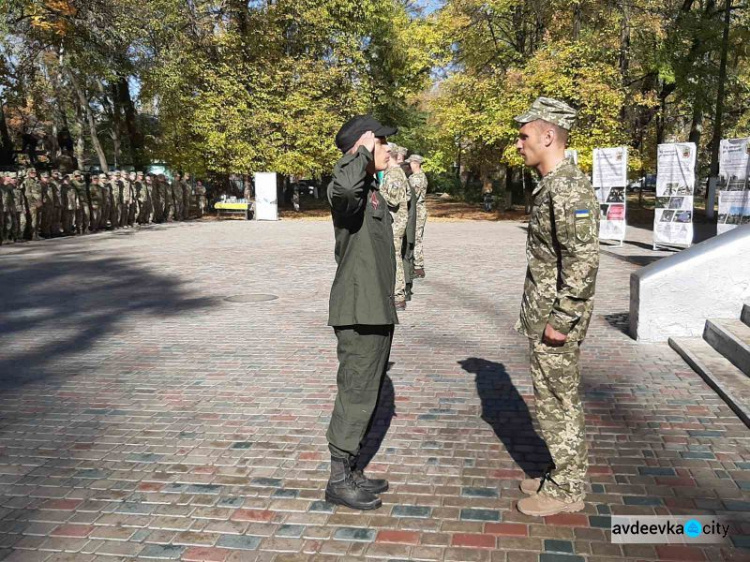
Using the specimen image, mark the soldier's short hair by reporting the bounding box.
[535,119,569,146]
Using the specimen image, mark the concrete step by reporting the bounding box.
[742,303,750,327]
[669,337,750,428]
[704,318,750,377]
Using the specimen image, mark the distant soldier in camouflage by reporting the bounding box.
[24,168,44,240]
[90,175,105,232]
[10,173,27,241]
[380,143,410,310]
[160,174,172,222]
[71,171,90,234]
[0,175,5,244]
[513,97,599,517]
[407,155,428,278]
[171,173,182,221]
[50,170,64,235]
[195,179,207,218]
[182,173,192,220]
[61,174,76,235]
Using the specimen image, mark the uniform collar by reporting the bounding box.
[533,158,569,197]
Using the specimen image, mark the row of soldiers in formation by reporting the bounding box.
[0,169,208,244]
[381,145,428,310]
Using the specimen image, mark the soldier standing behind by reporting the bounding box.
[24,169,44,240]
[51,171,64,236]
[90,175,104,232]
[11,173,27,241]
[380,143,410,310]
[171,173,182,221]
[61,174,76,235]
[71,171,90,234]
[325,115,397,511]
[512,97,599,517]
[182,173,192,220]
[407,155,428,278]
[161,174,173,222]
[195,179,207,218]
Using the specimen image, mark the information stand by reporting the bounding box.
[592,147,628,246]
[653,143,696,250]
[718,138,750,235]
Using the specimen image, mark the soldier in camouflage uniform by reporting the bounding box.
[71,171,90,234]
[24,169,44,240]
[11,173,27,241]
[195,179,207,218]
[50,170,64,236]
[89,175,104,232]
[512,97,599,517]
[380,144,410,309]
[160,174,172,222]
[407,155,428,278]
[61,174,76,235]
[182,173,192,220]
[146,174,158,222]
[171,173,182,221]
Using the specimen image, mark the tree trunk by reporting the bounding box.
[572,1,582,41]
[709,0,732,178]
[619,0,630,83]
[0,98,15,166]
[74,105,86,170]
[688,100,703,147]
[67,68,109,172]
[116,76,144,169]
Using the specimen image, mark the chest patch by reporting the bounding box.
[575,209,590,219]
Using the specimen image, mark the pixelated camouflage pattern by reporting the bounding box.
[515,97,578,131]
[381,166,410,299]
[530,340,587,502]
[410,172,428,268]
[516,158,599,342]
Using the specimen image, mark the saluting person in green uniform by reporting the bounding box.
[325,115,398,511]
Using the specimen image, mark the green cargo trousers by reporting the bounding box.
[327,325,394,459]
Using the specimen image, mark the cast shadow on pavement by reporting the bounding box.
[0,253,216,391]
[356,370,395,471]
[459,357,553,477]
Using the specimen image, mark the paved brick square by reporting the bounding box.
[0,218,747,561]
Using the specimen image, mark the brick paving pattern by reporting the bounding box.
[0,219,747,562]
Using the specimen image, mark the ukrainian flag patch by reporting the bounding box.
[575,209,590,219]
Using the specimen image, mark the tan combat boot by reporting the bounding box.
[519,477,542,495]
[517,493,584,516]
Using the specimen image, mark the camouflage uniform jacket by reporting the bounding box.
[515,158,599,342]
[380,166,409,211]
[71,179,88,209]
[24,179,44,210]
[409,172,428,204]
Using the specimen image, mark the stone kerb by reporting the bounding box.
[630,224,750,342]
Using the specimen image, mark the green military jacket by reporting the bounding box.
[410,172,428,206]
[72,179,88,209]
[516,158,600,342]
[327,146,398,327]
[24,179,43,210]
[380,165,409,211]
[89,183,103,209]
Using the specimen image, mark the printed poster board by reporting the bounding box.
[718,138,750,235]
[654,143,695,249]
[592,147,628,244]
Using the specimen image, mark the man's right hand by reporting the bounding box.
[352,131,376,154]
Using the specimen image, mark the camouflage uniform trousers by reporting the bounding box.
[390,205,409,300]
[414,202,427,269]
[77,205,90,234]
[529,339,587,503]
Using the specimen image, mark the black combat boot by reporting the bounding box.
[325,457,382,510]
[350,458,389,494]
